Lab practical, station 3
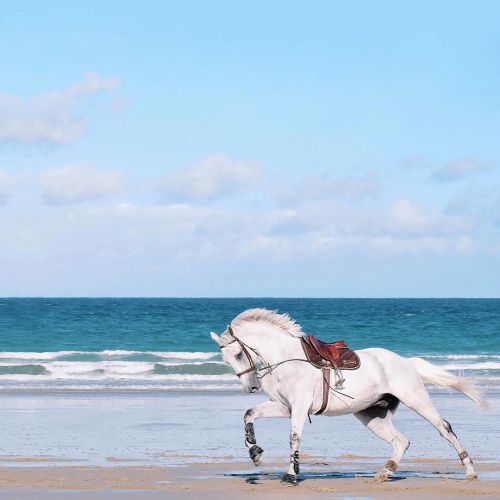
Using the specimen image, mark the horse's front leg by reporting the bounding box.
[281,406,309,486]
[244,400,290,465]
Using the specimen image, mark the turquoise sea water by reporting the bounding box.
[0,298,499,390]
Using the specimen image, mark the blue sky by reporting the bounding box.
[0,1,499,296]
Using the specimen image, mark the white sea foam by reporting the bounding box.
[0,372,236,382]
[47,361,155,377]
[0,357,232,382]
[2,351,497,363]
[100,350,219,360]
[0,383,239,392]
[0,351,83,360]
[424,354,500,360]
[0,350,498,391]
[436,362,500,371]
[100,350,138,356]
[0,351,220,362]
[146,351,219,360]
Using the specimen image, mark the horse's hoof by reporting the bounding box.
[281,473,298,486]
[249,445,263,466]
[466,472,478,481]
[374,471,389,483]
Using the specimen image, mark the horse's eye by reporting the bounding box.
[236,352,243,360]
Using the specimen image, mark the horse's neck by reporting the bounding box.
[238,323,303,364]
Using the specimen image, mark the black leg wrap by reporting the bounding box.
[292,450,300,474]
[249,444,263,464]
[245,422,256,445]
[281,473,298,485]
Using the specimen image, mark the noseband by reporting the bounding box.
[220,336,257,378]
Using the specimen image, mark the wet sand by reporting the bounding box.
[0,460,499,499]
[0,389,498,498]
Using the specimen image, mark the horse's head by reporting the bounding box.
[210,326,261,393]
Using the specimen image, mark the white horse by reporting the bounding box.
[210,308,487,485]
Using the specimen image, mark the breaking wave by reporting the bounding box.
[0,350,498,391]
[0,350,238,391]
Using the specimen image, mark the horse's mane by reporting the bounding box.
[231,308,304,338]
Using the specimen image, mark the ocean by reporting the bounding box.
[0,298,499,391]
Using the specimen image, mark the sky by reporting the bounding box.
[0,1,499,297]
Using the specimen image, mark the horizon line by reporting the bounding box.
[1,296,499,300]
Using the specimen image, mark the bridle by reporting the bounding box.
[219,326,309,380]
[220,335,257,378]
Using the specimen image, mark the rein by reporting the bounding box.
[220,334,307,378]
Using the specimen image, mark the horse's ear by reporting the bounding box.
[227,325,235,336]
[210,332,222,346]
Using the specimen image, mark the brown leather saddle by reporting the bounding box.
[301,335,360,370]
[301,335,360,415]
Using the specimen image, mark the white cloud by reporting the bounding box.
[446,184,500,225]
[1,190,497,296]
[277,172,379,206]
[162,155,261,202]
[366,235,449,254]
[455,235,476,255]
[0,159,495,294]
[390,198,430,232]
[3,161,485,261]
[0,170,13,204]
[332,172,379,200]
[40,165,124,205]
[264,195,483,256]
[0,73,117,143]
[390,198,475,235]
[433,157,494,181]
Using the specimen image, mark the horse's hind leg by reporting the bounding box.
[244,400,290,465]
[355,394,410,482]
[396,385,477,480]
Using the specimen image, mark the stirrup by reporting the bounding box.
[334,367,345,389]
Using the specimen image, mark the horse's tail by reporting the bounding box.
[410,357,489,410]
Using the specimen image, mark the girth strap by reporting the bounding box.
[314,367,330,415]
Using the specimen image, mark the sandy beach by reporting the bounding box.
[0,389,498,498]
[0,460,500,499]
